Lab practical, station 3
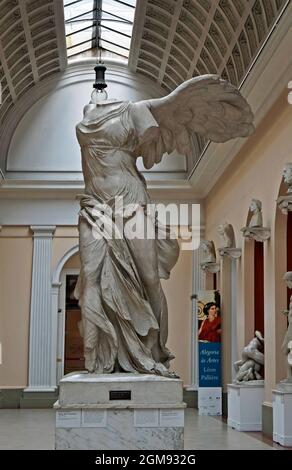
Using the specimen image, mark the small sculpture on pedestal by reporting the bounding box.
[249,199,263,227]
[218,223,234,248]
[283,163,292,193]
[283,271,292,289]
[241,199,270,242]
[277,163,292,214]
[200,240,220,273]
[272,271,292,445]
[281,273,292,384]
[282,299,292,382]
[233,331,264,383]
[218,223,241,259]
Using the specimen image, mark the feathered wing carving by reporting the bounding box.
[137,75,255,170]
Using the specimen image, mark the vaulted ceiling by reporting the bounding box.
[0,0,289,134]
[129,0,288,92]
[0,0,67,127]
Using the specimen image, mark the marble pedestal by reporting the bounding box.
[227,381,264,431]
[273,382,292,447]
[55,372,185,450]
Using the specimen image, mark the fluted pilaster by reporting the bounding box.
[25,226,56,391]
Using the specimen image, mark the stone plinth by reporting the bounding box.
[273,382,292,447]
[227,381,264,431]
[55,372,185,450]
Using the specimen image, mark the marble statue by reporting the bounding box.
[241,199,270,242]
[75,73,254,376]
[283,163,292,193]
[282,295,292,382]
[234,331,264,382]
[288,340,292,375]
[200,240,216,263]
[249,199,263,227]
[218,223,235,248]
[283,271,292,289]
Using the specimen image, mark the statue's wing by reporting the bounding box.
[138,74,254,169]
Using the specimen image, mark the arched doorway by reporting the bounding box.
[52,244,84,384]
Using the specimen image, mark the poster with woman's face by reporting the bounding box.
[197,290,221,343]
[197,290,221,388]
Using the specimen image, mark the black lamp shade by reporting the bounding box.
[93,64,107,90]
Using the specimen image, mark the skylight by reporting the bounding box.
[64,0,137,60]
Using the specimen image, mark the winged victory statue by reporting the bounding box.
[74,72,254,377]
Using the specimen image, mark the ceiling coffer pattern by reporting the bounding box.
[129,0,287,92]
[0,0,67,126]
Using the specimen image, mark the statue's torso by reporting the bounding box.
[76,101,148,205]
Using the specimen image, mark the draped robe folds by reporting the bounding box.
[75,100,179,376]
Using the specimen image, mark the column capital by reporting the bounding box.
[30,226,56,237]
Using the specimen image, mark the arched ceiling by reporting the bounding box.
[129,0,288,92]
[0,0,289,141]
[0,0,67,126]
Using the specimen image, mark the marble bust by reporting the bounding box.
[277,164,292,214]
[200,240,216,264]
[74,72,254,376]
[283,163,292,193]
[234,331,264,382]
[218,223,235,249]
[241,199,270,242]
[249,199,263,227]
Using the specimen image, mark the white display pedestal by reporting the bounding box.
[227,381,264,431]
[55,372,185,450]
[273,382,292,447]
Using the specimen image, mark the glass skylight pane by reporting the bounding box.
[103,0,135,21]
[100,40,129,58]
[64,0,93,21]
[67,40,93,57]
[100,27,131,50]
[67,28,93,49]
[64,0,137,61]
[66,20,93,36]
[120,0,136,6]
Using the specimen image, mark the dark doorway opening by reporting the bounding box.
[64,274,85,374]
[254,241,264,334]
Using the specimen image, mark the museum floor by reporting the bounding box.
[0,408,286,450]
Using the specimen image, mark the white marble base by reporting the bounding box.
[55,372,185,450]
[273,383,292,447]
[227,381,264,431]
[59,372,182,406]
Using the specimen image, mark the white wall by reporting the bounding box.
[5,60,186,178]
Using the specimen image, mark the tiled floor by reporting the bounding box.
[0,408,281,450]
